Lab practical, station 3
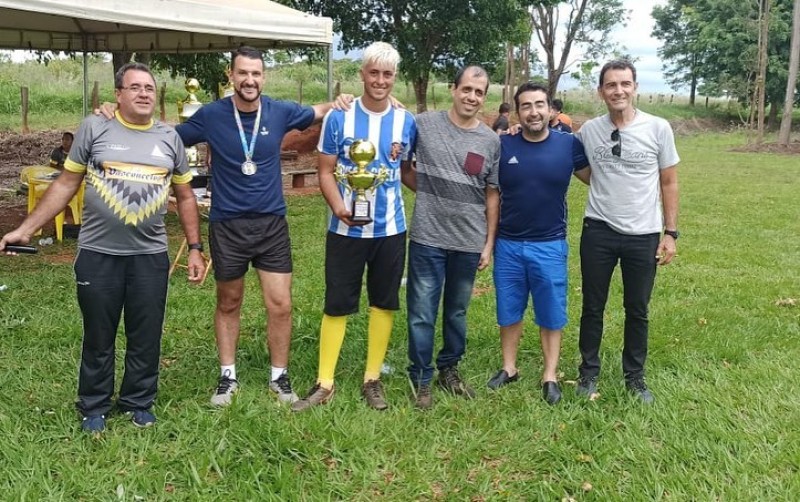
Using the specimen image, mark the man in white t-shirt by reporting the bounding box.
[574,60,680,404]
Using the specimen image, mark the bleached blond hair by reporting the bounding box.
[361,42,400,72]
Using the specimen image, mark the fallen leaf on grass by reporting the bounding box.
[576,453,593,463]
[588,392,601,401]
[164,484,175,493]
[697,317,707,326]
[561,497,577,502]
[564,380,576,386]
[775,298,797,307]
[160,357,178,368]
[582,481,593,492]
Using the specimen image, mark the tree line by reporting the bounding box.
[104,0,799,138]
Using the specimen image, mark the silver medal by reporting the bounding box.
[241,160,257,176]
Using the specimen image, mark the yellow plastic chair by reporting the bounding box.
[27,177,85,241]
[20,165,58,186]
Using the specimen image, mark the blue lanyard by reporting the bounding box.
[233,100,262,162]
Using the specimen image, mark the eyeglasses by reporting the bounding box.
[120,85,157,95]
[611,129,621,157]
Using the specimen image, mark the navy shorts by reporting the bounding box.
[209,215,292,281]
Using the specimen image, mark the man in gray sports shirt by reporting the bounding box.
[1,63,204,433]
[574,60,680,404]
[401,65,500,410]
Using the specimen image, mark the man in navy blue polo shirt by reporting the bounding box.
[487,82,589,405]
[178,46,342,407]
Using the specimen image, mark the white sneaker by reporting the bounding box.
[210,374,239,406]
[269,373,299,404]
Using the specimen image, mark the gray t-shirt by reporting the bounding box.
[577,110,679,235]
[409,111,500,253]
[65,114,191,255]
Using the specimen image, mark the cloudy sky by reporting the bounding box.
[532,0,670,92]
[336,0,672,93]
[607,0,670,92]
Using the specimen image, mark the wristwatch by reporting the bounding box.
[188,242,204,252]
[663,230,679,240]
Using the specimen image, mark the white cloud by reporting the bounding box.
[542,0,674,93]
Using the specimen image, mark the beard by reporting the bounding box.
[235,84,261,103]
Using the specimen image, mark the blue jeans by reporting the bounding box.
[406,241,480,386]
[578,218,659,381]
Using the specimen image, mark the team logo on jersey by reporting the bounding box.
[150,145,167,158]
[260,127,269,136]
[390,142,403,162]
[90,161,170,225]
[508,156,519,165]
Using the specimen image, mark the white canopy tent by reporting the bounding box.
[0,0,335,109]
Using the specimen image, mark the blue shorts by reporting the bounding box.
[493,238,568,330]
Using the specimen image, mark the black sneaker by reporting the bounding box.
[626,378,655,404]
[210,372,239,407]
[437,366,476,399]
[487,369,519,390]
[576,375,598,398]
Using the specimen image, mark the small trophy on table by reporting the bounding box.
[335,139,388,224]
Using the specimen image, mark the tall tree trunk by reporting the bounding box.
[520,44,530,83]
[768,100,779,128]
[689,73,697,106]
[503,43,513,103]
[779,0,800,145]
[756,0,771,143]
[414,75,429,113]
[112,51,133,77]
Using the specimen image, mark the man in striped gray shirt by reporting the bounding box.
[401,65,501,410]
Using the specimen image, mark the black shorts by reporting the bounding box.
[324,232,406,316]
[209,215,292,281]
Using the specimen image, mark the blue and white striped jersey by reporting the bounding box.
[318,98,417,238]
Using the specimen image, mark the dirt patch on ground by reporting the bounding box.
[730,141,800,155]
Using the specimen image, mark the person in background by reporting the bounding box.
[292,42,416,412]
[492,102,511,134]
[2,62,204,433]
[552,99,572,128]
[575,60,680,404]
[49,132,74,169]
[402,65,500,410]
[487,83,588,405]
[549,105,573,133]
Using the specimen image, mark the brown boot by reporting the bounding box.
[413,383,433,410]
[291,383,334,412]
[362,380,389,410]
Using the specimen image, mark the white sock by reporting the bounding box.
[271,366,286,381]
[221,364,237,381]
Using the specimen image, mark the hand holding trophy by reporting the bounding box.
[334,139,389,224]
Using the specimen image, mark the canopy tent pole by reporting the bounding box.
[82,48,89,116]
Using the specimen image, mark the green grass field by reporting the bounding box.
[0,131,798,499]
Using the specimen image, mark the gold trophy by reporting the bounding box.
[335,139,389,224]
[177,78,204,168]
